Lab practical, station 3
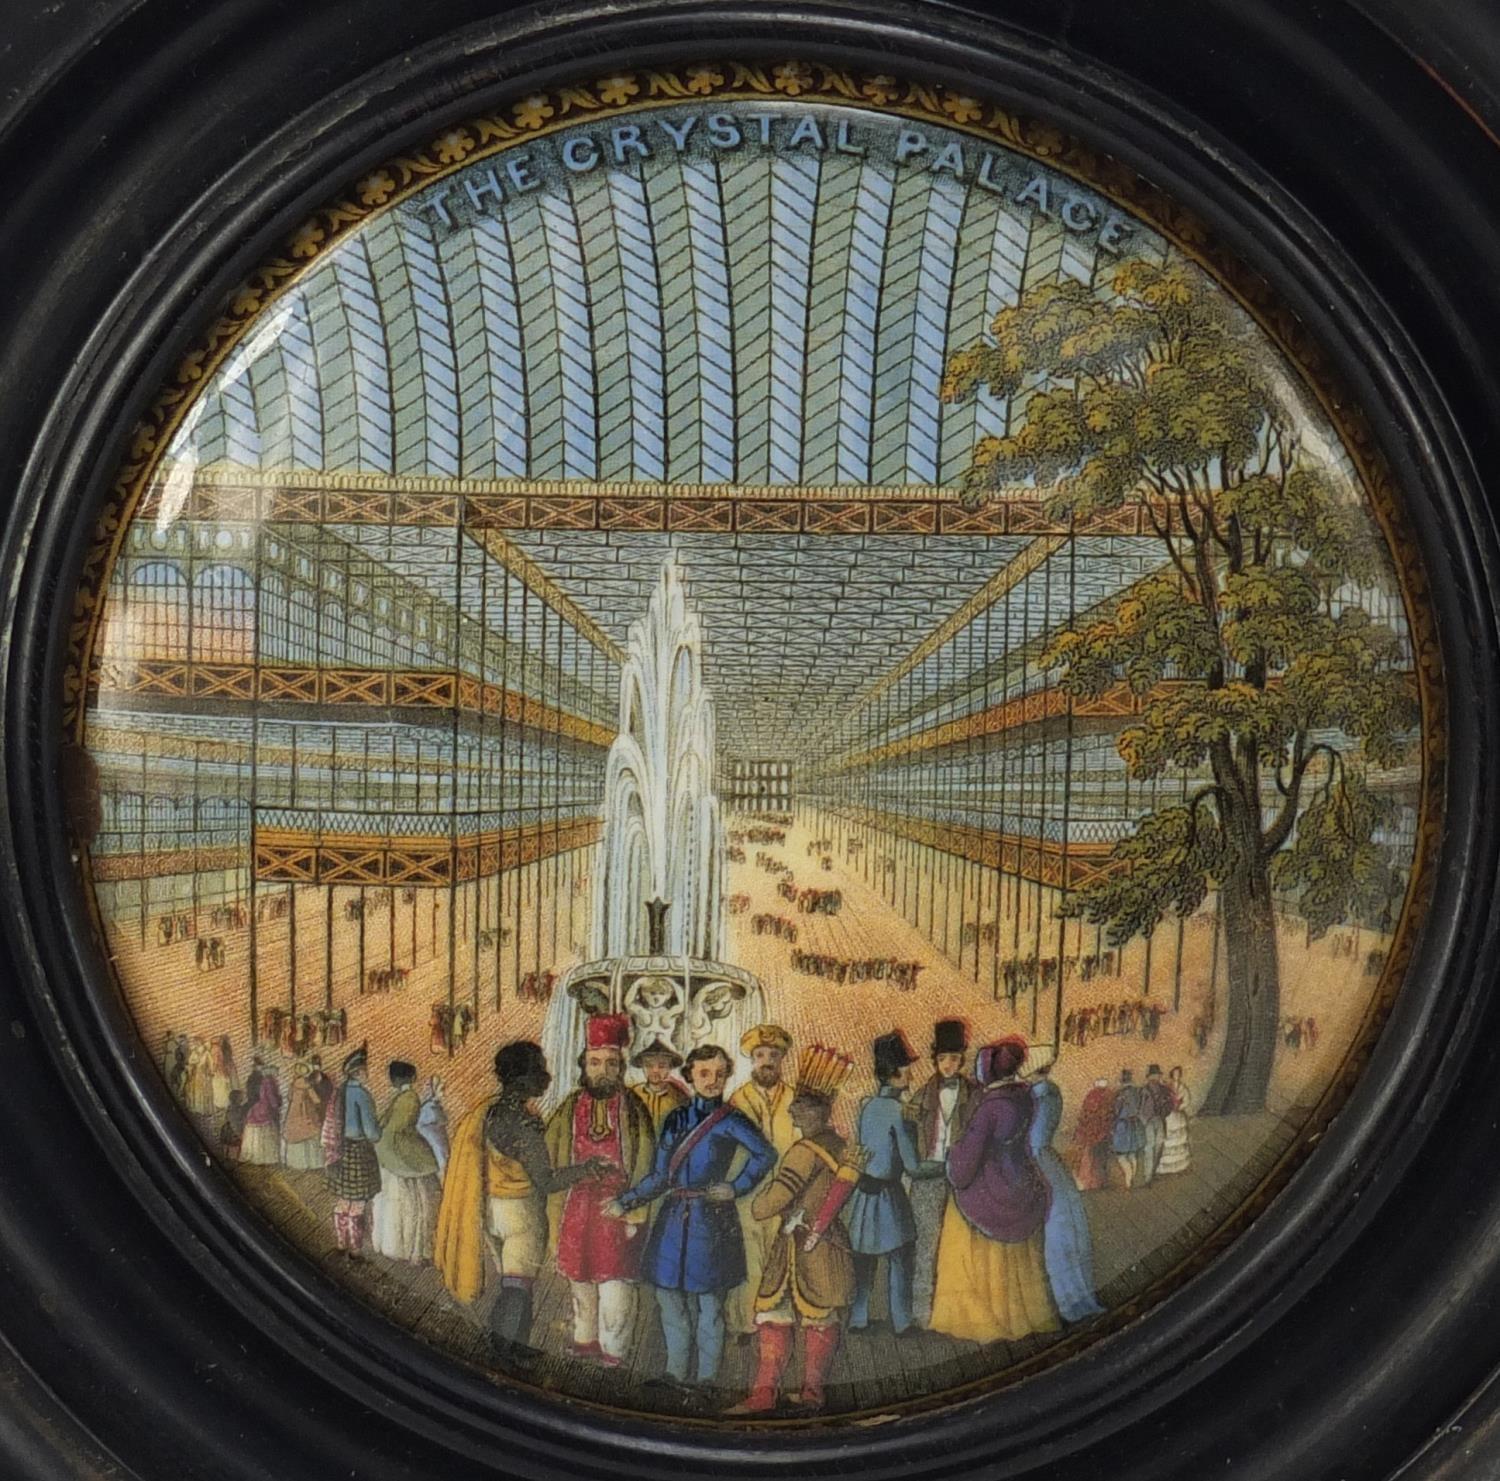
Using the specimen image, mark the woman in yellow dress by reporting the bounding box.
[928,1036,1060,1343]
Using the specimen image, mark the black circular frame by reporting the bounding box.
[0,3,1497,1478]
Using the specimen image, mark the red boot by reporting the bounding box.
[798,1323,841,1409]
[724,1323,793,1414]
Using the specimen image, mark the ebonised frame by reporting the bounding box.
[0,3,1498,1477]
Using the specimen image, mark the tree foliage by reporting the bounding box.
[943,256,1418,946]
[1271,768,1401,940]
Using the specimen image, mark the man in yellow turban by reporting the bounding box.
[726,1023,795,1336]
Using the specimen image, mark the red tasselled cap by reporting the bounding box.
[585,1013,631,1051]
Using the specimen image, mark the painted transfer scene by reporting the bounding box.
[71,76,1429,1420]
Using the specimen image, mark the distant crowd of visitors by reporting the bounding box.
[751,914,799,942]
[1283,1015,1320,1052]
[364,965,410,993]
[429,1001,477,1054]
[1070,1065,1192,1191]
[776,881,842,916]
[788,951,924,989]
[255,1006,350,1056]
[1063,999,1168,1046]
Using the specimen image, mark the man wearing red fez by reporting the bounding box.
[545,1013,656,1365]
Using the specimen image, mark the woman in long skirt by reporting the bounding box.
[283,1059,331,1171]
[209,1035,239,1114]
[371,1061,441,1264]
[929,1037,1059,1344]
[239,1058,283,1166]
[1157,1067,1193,1175]
[1028,1049,1104,1323]
[182,1038,215,1117]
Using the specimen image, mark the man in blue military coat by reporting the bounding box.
[606,1044,776,1395]
[846,1030,943,1335]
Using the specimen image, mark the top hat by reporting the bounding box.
[932,1019,968,1055]
[873,1030,916,1078]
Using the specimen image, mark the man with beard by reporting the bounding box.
[546,1015,656,1365]
[908,1019,976,1326]
[727,1023,796,1338]
[436,1041,610,1364]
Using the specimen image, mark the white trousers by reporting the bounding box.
[570,1279,636,1359]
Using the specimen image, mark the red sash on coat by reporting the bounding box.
[666,1103,732,1185]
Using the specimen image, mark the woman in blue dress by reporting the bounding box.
[1029,1047,1104,1323]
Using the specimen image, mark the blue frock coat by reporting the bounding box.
[846,1088,925,1255]
[616,1095,776,1293]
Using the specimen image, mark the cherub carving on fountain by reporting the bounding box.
[687,979,747,1047]
[623,973,685,1058]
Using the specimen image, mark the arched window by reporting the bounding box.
[126,561,189,659]
[115,792,144,834]
[289,584,317,664]
[146,794,176,852]
[260,572,289,661]
[193,564,255,662]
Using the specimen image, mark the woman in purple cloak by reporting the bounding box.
[928,1035,1060,1343]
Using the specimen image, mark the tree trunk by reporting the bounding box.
[1200,806,1281,1115]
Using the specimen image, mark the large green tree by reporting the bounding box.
[941,259,1417,1114]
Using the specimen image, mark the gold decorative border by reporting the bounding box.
[57,59,1448,1426]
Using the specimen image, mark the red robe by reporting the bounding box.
[553,1093,643,1284]
[1071,1085,1117,1190]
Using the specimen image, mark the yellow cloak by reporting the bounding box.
[434,1096,495,1304]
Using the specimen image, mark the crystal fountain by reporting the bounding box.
[541,559,763,1102]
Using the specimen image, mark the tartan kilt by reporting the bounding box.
[326,1139,381,1201]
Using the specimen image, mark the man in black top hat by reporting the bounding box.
[908,1019,977,1326]
[844,1031,942,1335]
[1141,1064,1173,1184]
